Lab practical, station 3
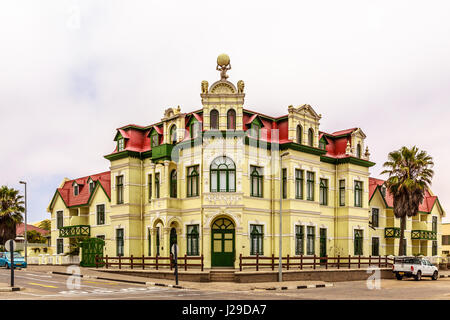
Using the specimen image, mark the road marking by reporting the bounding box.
[29,282,58,288]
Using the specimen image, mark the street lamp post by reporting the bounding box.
[279,152,289,282]
[19,181,27,264]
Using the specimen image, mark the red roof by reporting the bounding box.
[369,177,437,213]
[107,108,362,160]
[55,171,111,207]
[16,224,49,236]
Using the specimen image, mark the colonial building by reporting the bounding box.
[47,54,446,268]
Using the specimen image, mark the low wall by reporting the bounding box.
[94,267,395,283]
[235,268,395,283]
[96,269,210,282]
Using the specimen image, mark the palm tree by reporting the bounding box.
[38,219,51,231]
[381,146,434,256]
[0,186,25,245]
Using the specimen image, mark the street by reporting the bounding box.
[0,267,449,300]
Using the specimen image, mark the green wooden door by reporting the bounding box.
[320,228,327,263]
[211,218,235,267]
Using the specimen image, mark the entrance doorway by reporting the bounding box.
[320,228,327,263]
[170,227,177,251]
[211,218,235,267]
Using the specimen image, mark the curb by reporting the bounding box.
[49,271,186,289]
[439,274,449,278]
[258,283,333,291]
[0,287,23,292]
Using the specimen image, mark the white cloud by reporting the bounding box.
[0,0,449,222]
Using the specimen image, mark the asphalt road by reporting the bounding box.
[0,267,449,300]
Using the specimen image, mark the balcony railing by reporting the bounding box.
[59,225,90,238]
[384,227,401,238]
[411,230,437,241]
[151,144,174,161]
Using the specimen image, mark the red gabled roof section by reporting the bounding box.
[56,171,111,207]
[369,177,438,213]
[16,223,49,236]
[320,128,359,159]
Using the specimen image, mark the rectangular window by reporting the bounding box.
[56,211,63,229]
[187,166,199,197]
[443,235,450,246]
[250,225,264,255]
[371,208,379,228]
[187,225,199,256]
[295,225,304,255]
[306,171,315,201]
[148,174,152,201]
[116,228,124,257]
[96,204,105,225]
[250,166,263,197]
[319,178,328,205]
[116,175,124,204]
[432,241,438,256]
[432,216,437,233]
[354,181,363,207]
[295,169,304,199]
[307,226,315,255]
[354,229,363,255]
[73,185,79,196]
[372,237,379,256]
[282,168,287,199]
[339,180,345,206]
[155,173,160,198]
[57,239,64,254]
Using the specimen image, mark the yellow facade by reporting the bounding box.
[48,56,446,268]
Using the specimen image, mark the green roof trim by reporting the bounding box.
[282,142,327,156]
[320,155,376,167]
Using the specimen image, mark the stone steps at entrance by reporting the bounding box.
[209,269,236,282]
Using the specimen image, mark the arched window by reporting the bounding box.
[356,143,361,158]
[296,125,302,144]
[227,109,236,130]
[308,128,314,147]
[170,170,177,198]
[170,125,177,144]
[210,109,219,130]
[210,156,236,192]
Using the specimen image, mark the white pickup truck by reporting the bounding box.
[393,256,439,281]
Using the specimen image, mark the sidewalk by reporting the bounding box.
[26,265,333,291]
[0,282,23,292]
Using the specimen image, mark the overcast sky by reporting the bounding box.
[1,0,449,223]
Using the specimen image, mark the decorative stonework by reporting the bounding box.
[205,194,242,205]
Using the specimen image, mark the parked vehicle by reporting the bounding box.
[0,252,27,269]
[393,256,438,281]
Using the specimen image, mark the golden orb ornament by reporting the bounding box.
[217,53,230,66]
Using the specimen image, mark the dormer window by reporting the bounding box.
[151,133,159,147]
[381,184,386,197]
[250,123,260,139]
[89,180,95,193]
[319,138,326,150]
[190,121,201,139]
[73,183,79,196]
[118,138,125,152]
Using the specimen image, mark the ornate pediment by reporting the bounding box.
[209,80,237,94]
